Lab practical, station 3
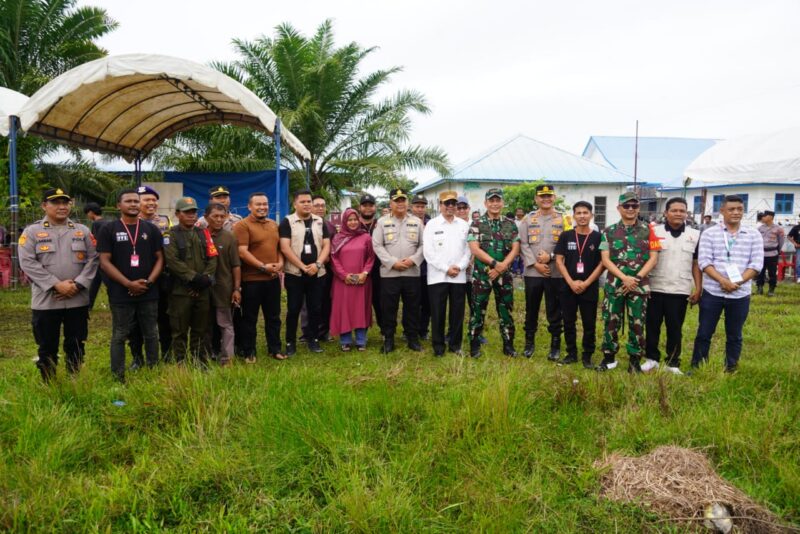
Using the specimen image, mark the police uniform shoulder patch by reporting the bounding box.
[18,234,27,246]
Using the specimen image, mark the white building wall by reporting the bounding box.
[416,181,631,228]
[668,184,800,226]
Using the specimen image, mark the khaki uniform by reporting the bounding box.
[371,214,425,277]
[141,214,171,235]
[18,217,98,378]
[163,225,218,362]
[518,210,568,278]
[196,213,243,232]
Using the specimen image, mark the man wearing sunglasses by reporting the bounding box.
[597,192,661,372]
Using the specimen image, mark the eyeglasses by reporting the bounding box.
[457,205,469,210]
[621,203,640,210]
[442,200,457,207]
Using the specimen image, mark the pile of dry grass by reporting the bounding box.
[596,445,796,533]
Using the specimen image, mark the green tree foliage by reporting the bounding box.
[152,20,450,201]
[503,180,571,213]
[0,0,119,210]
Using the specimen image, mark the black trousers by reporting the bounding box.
[31,306,89,378]
[757,255,779,290]
[88,272,105,310]
[428,282,467,353]
[523,277,563,343]
[419,272,431,337]
[558,280,598,358]
[371,262,383,327]
[285,273,324,344]
[645,291,690,367]
[241,279,282,356]
[130,285,171,363]
[380,276,421,341]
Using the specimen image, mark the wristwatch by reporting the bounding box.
[145,279,153,288]
[315,261,322,269]
[258,263,267,273]
[490,260,498,268]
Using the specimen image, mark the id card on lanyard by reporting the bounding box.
[575,231,590,274]
[723,231,743,283]
[122,219,141,268]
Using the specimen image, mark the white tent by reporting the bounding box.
[16,53,310,161]
[0,87,29,137]
[684,126,800,184]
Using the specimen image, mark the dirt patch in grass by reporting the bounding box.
[596,445,795,533]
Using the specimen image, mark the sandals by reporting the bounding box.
[271,353,288,360]
[341,344,352,352]
[356,345,366,352]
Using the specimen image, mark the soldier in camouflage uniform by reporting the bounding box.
[467,188,521,358]
[598,192,661,372]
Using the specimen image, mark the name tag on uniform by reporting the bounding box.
[304,244,312,254]
[725,263,743,283]
[131,254,140,267]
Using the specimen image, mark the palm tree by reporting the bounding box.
[0,0,118,95]
[153,20,450,199]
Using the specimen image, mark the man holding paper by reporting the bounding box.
[691,195,763,373]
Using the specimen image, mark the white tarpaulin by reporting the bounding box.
[16,54,310,161]
[684,126,800,184]
[0,87,29,137]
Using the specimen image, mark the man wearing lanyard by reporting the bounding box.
[691,195,763,373]
[97,189,164,382]
[554,201,604,368]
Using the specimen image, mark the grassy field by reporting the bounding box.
[0,282,799,532]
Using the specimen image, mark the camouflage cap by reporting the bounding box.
[485,187,503,200]
[175,197,199,212]
[618,191,639,204]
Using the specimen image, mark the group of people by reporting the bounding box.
[18,182,767,382]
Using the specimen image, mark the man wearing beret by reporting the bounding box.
[163,197,219,364]
[196,185,243,232]
[131,185,172,363]
[756,210,784,297]
[372,188,425,353]
[518,184,570,360]
[18,188,98,381]
[467,188,520,358]
[597,192,660,372]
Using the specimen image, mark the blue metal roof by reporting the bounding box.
[413,134,633,192]
[582,136,719,188]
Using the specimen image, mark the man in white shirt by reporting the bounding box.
[423,191,472,356]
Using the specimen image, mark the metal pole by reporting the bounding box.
[274,118,281,221]
[9,116,19,290]
[633,120,639,192]
[135,153,142,187]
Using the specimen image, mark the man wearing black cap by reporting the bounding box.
[411,193,432,340]
[196,185,243,232]
[18,188,98,381]
[358,193,383,327]
[756,210,784,296]
[372,189,425,353]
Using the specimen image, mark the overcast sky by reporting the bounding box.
[84,0,800,178]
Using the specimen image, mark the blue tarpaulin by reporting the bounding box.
[164,170,289,221]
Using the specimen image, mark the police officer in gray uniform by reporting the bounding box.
[18,188,98,381]
[196,185,244,231]
[372,188,425,353]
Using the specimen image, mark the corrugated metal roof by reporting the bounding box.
[583,136,718,188]
[413,134,633,192]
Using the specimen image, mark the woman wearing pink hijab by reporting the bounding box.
[330,208,375,350]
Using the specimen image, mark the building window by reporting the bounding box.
[594,196,606,230]
[693,195,702,215]
[738,193,749,212]
[712,194,725,213]
[775,193,794,214]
